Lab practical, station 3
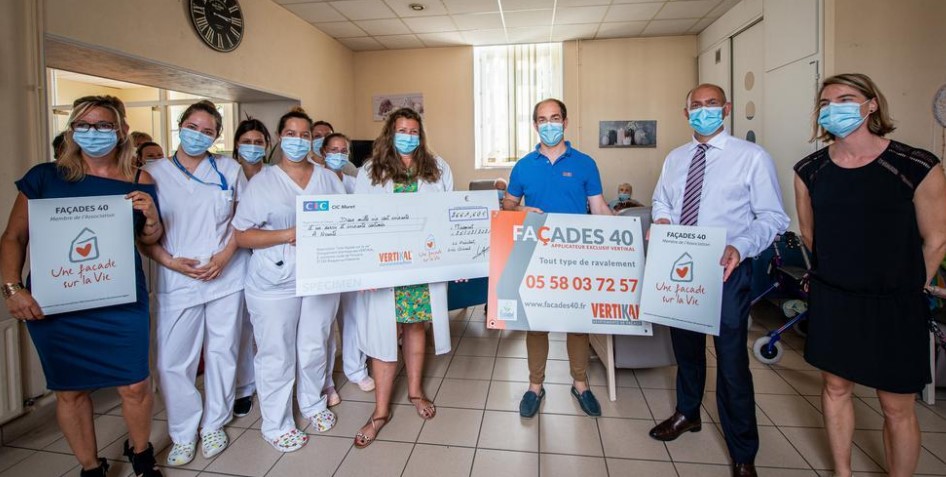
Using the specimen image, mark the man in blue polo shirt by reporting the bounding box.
[503,98,613,418]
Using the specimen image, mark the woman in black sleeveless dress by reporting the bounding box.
[794,73,946,477]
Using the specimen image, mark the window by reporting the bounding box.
[47,69,236,159]
[474,43,563,169]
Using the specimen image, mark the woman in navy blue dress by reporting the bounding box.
[0,96,165,477]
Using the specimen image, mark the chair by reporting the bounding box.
[468,179,499,191]
[589,206,678,401]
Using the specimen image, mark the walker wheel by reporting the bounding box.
[752,336,783,365]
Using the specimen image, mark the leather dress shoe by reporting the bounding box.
[732,463,757,477]
[648,411,701,441]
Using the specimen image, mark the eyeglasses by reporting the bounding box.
[72,121,116,133]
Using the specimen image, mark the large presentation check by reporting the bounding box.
[28,195,136,314]
[639,224,726,335]
[487,211,652,336]
[295,191,498,295]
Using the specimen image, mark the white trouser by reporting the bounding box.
[235,305,256,398]
[323,291,369,390]
[337,292,369,383]
[324,324,338,392]
[156,291,244,443]
[246,291,339,440]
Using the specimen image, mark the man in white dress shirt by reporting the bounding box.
[648,84,789,477]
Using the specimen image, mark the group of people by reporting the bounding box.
[1,72,943,477]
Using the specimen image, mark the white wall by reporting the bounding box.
[698,0,824,231]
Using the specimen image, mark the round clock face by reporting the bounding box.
[188,0,244,52]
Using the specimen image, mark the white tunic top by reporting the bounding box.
[354,157,454,362]
[145,155,249,312]
[232,164,345,297]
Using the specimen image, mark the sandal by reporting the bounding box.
[326,387,341,407]
[79,458,109,477]
[200,429,229,459]
[165,441,195,466]
[265,428,308,453]
[354,415,390,449]
[123,440,163,476]
[309,409,337,433]
[408,395,437,420]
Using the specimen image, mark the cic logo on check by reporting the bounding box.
[303,201,330,212]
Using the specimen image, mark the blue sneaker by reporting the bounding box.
[518,388,545,418]
[571,386,601,417]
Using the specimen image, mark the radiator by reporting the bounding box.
[0,319,23,425]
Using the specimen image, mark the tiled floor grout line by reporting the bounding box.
[9,306,946,477]
[634,371,681,477]
[467,317,498,477]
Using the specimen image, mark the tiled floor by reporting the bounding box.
[2,304,946,477]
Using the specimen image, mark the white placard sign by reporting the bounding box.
[28,195,137,314]
[295,191,497,295]
[639,224,727,335]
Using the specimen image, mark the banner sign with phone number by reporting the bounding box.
[487,211,652,335]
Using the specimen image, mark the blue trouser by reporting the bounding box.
[670,261,758,464]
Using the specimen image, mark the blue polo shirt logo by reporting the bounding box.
[562,171,573,177]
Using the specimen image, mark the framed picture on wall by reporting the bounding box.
[372,92,424,121]
[599,120,657,148]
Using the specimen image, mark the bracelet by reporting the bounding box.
[2,282,24,299]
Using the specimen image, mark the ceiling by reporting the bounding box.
[273,0,740,51]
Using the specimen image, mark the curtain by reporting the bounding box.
[474,43,563,167]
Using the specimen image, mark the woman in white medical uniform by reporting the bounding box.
[318,133,374,406]
[230,118,271,418]
[353,108,454,448]
[142,100,248,465]
[233,109,344,453]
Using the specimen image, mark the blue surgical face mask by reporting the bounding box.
[497,190,505,201]
[688,107,725,136]
[324,152,348,171]
[179,127,215,156]
[538,122,564,147]
[72,129,118,158]
[618,193,631,202]
[312,137,325,157]
[280,137,310,162]
[238,144,265,164]
[818,100,869,139]
[394,133,420,155]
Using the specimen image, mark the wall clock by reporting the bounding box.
[188,0,244,53]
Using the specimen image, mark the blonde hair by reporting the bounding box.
[58,95,135,182]
[812,73,896,142]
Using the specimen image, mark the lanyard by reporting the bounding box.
[171,154,229,191]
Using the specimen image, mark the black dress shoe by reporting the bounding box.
[648,411,701,441]
[732,463,757,477]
